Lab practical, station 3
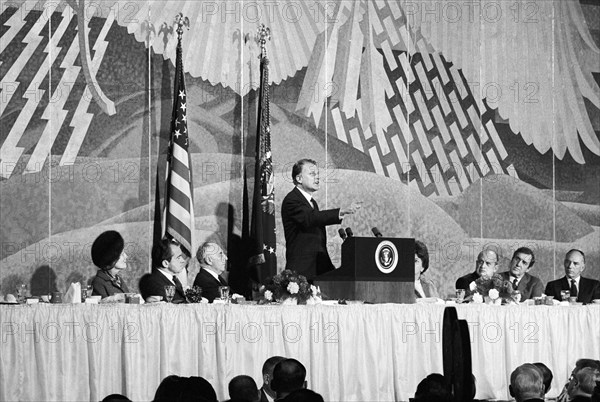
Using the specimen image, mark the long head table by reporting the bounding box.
[1,303,599,401]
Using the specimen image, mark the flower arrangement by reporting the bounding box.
[185,286,204,303]
[467,274,519,304]
[259,270,321,305]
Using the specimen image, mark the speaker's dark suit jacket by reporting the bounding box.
[455,271,480,291]
[499,271,544,301]
[193,268,226,302]
[91,270,129,298]
[545,276,600,304]
[282,187,341,279]
[139,269,187,303]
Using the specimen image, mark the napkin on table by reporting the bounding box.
[63,283,82,304]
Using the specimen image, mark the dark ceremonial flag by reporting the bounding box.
[248,25,277,283]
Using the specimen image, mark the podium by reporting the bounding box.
[315,237,415,303]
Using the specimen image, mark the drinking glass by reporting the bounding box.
[455,289,466,303]
[218,286,230,301]
[17,284,28,303]
[560,290,570,301]
[80,283,92,302]
[513,291,522,303]
[164,285,176,303]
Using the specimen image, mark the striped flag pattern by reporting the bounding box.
[163,31,194,254]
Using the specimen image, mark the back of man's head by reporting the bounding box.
[413,373,452,402]
[533,362,553,394]
[263,356,286,377]
[271,359,307,395]
[153,375,217,402]
[228,375,259,402]
[510,363,545,402]
[575,359,600,373]
[281,389,324,402]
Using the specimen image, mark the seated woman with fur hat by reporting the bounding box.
[91,230,130,299]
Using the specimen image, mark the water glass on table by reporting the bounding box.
[81,284,92,302]
[17,284,28,303]
[218,286,230,302]
[455,289,466,303]
[512,291,522,303]
[560,290,570,301]
[164,285,176,303]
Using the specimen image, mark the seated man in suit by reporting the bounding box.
[140,238,188,303]
[271,359,307,401]
[545,249,600,304]
[455,249,498,290]
[193,242,228,302]
[509,363,545,402]
[499,247,544,301]
[260,356,286,402]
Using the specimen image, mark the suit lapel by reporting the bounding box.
[578,277,590,300]
[201,269,221,287]
[518,273,530,292]
[293,186,313,209]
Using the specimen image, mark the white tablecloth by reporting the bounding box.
[1,303,598,401]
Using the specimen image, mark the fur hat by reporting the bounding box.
[91,231,124,270]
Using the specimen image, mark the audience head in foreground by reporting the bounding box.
[271,358,307,400]
[509,363,545,402]
[532,362,553,394]
[568,367,600,401]
[101,394,131,402]
[413,373,452,402]
[261,355,286,400]
[153,375,217,402]
[280,389,324,402]
[228,375,260,402]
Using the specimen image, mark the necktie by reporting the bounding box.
[512,278,518,290]
[311,198,319,211]
[218,275,228,286]
[173,275,184,294]
[570,280,578,298]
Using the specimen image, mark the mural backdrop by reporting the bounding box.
[1,0,599,299]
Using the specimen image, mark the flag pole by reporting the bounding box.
[163,12,194,260]
[248,24,277,284]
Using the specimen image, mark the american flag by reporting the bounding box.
[163,24,194,255]
[248,25,277,283]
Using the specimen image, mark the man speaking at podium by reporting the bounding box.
[282,159,361,280]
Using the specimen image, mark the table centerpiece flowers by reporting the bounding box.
[259,270,322,305]
[467,274,520,305]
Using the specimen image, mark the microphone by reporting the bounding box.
[338,228,347,240]
[371,227,383,237]
[345,227,354,237]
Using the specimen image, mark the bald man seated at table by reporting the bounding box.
[545,249,600,304]
[193,242,229,303]
[455,249,498,290]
